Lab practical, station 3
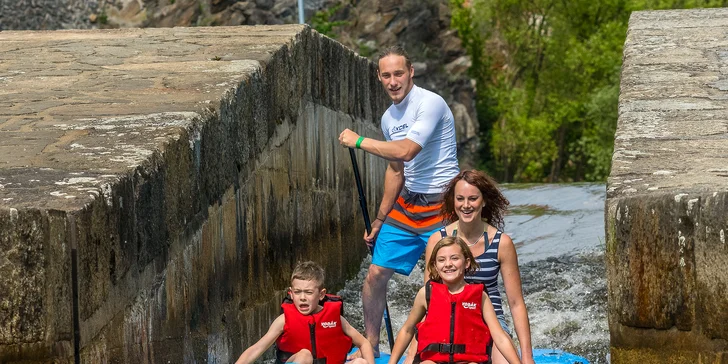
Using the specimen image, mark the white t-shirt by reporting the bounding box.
[381,85,459,194]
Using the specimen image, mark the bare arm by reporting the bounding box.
[389,288,427,364]
[365,161,405,243]
[339,129,422,162]
[342,317,375,364]
[481,294,522,364]
[234,314,285,364]
[499,234,534,364]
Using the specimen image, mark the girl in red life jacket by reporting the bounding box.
[388,237,522,364]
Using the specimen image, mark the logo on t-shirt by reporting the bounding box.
[391,123,409,134]
[462,302,477,310]
[321,321,337,329]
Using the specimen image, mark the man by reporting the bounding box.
[338,45,459,356]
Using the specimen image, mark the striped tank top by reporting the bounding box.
[440,227,504,319]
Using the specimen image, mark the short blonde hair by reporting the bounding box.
[291,261,325,289]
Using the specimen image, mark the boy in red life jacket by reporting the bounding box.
[235,261,375,364]
[388,237,522,364]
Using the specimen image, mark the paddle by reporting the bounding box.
[348,147,395,352]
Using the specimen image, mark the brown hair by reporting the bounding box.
[427,236,477,282]
[377,45,412,69]
[291,261,325,289]
[440,170,510,229]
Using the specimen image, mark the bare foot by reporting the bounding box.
[347,348,380,361]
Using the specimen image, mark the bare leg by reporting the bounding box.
[288,349,313,364]
[490,339,518,364]
[362,264,395,357]
[490,345,507,364]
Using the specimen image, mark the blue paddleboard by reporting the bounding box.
[532,348,590,364]
[350,348,589,364]
[347,349,404,364]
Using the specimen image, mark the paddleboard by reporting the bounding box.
[348,349,404,364]
[532,348,590,364]
[350,348,589,364]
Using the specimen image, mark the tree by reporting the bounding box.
[451,0,725,182]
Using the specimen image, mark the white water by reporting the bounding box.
[337,183,608,364]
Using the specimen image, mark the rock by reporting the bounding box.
[271,0,296,16]
[211,0,238,13]
[412,62,427,74]
[255,0,274,11]
[406,8,437,43]
[387,16,408,35]
[379,0,401,13]
[228,10,246,25]
[451,102,477,143]
[440,31,465,60]
[244,8,280,25]
[444,56,471,77]
[103,0,148,28]
[231,1,255,12]
[451,101,479,169]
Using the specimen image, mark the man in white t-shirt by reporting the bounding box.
[338,46,459,356]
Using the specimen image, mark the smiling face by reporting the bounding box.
[289,278,325,316]
[454,180,485,223]
[434,244,470,284]
[377,54,414,104]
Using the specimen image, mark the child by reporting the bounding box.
[234,261,375,364]
[388,237,522,364]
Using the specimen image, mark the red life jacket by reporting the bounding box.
[416,281,492,363]
[276,294,352,364]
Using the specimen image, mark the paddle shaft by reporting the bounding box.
[348,148,395,352]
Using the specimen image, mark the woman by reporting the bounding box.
[406,170,534,364]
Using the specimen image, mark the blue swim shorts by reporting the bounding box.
[372,224,440,275]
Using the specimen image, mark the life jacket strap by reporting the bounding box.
[422,343,466,354]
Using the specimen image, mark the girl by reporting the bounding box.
[407,170,533,364]
[388,237,522,364]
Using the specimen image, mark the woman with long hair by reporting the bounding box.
[407,170,534,364]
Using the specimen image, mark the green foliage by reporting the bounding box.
[310,5,349,39]
[98,8,108,25]
[450,0,725,182]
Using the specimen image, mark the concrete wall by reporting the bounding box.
[607,9,728,363]
[0,25,389,363]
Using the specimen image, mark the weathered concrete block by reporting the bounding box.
[609,8,728,363]
[0,25,389,363]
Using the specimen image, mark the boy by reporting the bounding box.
[234,261,375,364]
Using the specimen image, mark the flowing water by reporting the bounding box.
[337,183,608,364]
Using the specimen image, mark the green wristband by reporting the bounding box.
[355,136,365,149]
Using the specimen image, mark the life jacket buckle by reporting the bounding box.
[429,343,465,354]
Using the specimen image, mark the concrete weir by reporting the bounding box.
[608,9,728,363]
[0,25,389,363]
